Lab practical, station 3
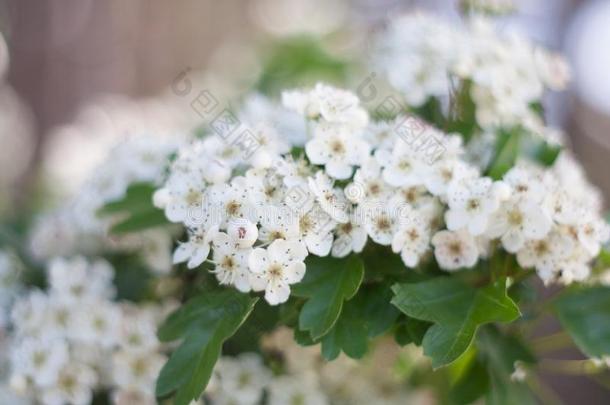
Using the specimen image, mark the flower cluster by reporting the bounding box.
[156,73,608,305]
[203,329,429,405]
[376,14,570,129]
[29,136,178,273]
[8,257,169,405]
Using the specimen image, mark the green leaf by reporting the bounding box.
[445,80,479,142]
[317,283,398,361]
[320,299,368,360]
[292,255,364,340]
[98,182,168,234]
[532,140,561,166]
[98,182,158,214]
[486,128,521,180]
[256,36,350,96]
[109,209,168,234]
[448,348,489,405]
[477,326,536,405]
[554,286,610,358]
[156,290,258,404]
[394,317,431,347]
[391,278,520,368]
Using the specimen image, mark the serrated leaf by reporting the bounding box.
[156,290,258,404]
[292,255,364,340]
[391,278,520,368]
[486,129,521,180]
[553,286,610,358]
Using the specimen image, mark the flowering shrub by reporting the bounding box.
[3,8,610,405]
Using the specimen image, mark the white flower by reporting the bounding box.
[211,232,252,292]
[283,83,368,128]
[516,230,573,283]
[118,309,160,352]
[112,350,166,393]
[47,257,115,302]
[376,140,425,188]
[267,374,328,405]
[298,205,337,256]
[11,337,69,387]
[227,219,259,249]
[423,159,478,198]
[332,217,368,258]
[576,215,610,257]
[172,225,219,269]
[392,212,431,267]
[207,179,259,228]
[274,155,315,188]
[345,157,391,204]
[445,177,509,236]
[11,290,49,337]
[73,300,121,348]
[41,363,97,405]
[503,166,546,203]
[248,240,307,305]
[432,229,479,271]
[305,123,369,179]
[307,171,349,223]
[361,206,396,246]
[258,207,300,242]
[246,122,291,169]
[376,13,456,106]
[158,170,207,225]
[213,353,271,405]
[486,198,552,253]
[245,167,288,206]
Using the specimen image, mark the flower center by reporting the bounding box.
[268,264,283,279]
[448,242,462,256]
[376,216,391,231]
[507,209,523,226]
[226,201,241,216]
[330,140,345,154]
[467,199,480,211]
[186,190,202,206]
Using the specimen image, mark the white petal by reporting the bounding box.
[283,262,306,284]
[445,210,467,231]
[248,248,269,274]
[501,229,525,253]
[305,138,328,164]
[172,243,194,264]
[249,273,267,291]
[325,159,353,180]
[265,281,290,305]
[166,202,186,222]
[187,244,210,269]
[305,232,333,256]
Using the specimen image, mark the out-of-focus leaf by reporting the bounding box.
[486,128,521,180]
[98,182,169,234]
[554,285,610,358]
[477,326,536,405]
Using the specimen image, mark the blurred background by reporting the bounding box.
[0,0,609,403]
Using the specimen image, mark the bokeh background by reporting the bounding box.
[1,0,609,403]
